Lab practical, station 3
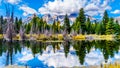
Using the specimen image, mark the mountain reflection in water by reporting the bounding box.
[0,40,120,67]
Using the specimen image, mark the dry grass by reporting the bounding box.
[103,63,120,68]
[0,34,3,39]
[0,34,116,40]
[73,34,86,40]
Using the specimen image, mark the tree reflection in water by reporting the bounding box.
[0,39,120,66]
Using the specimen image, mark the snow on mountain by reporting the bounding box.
[42,14,77,25]
[42,13,97,25]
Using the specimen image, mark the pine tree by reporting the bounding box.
[0,16,3,33]
[114,20,120,35]
[77,8,86,34]
[25,23,31,34]
[31,15,37,33]
[86,18,91,34]
[52,20,56,33]
[40,18,44,33]
[18,18,22,30]
[72,19,81,34]
[64,14,71,34]
[14,17,19,33]
[56,21,60,33]
[0,16,3,24]
[95,22,103,35]
[106,18,115,35]
[102,10,109,34]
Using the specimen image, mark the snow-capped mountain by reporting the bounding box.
[42,13,97,25]
[42,14,77,25]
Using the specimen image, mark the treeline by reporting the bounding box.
[0,8,120,35]
[71,8,120,35]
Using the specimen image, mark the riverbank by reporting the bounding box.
[0,34,116,41]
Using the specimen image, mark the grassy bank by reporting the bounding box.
[1,34,116,41]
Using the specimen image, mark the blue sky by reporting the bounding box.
[0,0,120,19]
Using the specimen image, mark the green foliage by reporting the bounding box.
[86,18,91,34]
[114,20,120,35]
[63,14,71,33]
[90,23,95,34]
[14,17,19,33]
[106,18,115,35]
[0,16,3,24]
[71,21,80,33]
[25,23,31,34]
[31,15,38,33]
[14,17,22,33]
[52,20,60,33]
[102,10,109,34]
[95,22,104,35]
[52,20,57,33]
[0,16,3,33]
[39,18,44,33]
[77,8,86,34]
[103,10,109,25]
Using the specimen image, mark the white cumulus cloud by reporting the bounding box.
[85,3,99,11]
[38,0,113,17]
[5,0,21,4]
[38,0,86,16]
[111,10,120,14]
[19,5,38,16]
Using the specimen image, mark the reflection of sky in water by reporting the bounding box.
[0,45,120,68]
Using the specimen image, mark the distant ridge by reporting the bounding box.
[42,13,97,25]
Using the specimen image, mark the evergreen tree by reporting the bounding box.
[36,18,41,33]
[72,19,81,34]
[31,15,37,33]
[25,23,31,34]
[56,21,60,33]
[92,20,97,34]
[77,8,86,34]
[43,20,47,30]
[63,14,71,33]
[39,18,44,33]
[0,16,3,33]
[52,20,56,33]
[90,23,95,34]
[114,20,120,35]
[102,10,109,34]
[18,18,22,27]
[106,18,115,35]
[0,16,3,24]
[86,17,91,34]
[14,17,22,33]
[95,22,104,35]
[14,17,19,33]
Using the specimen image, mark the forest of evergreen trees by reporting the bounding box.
[0,8,120,35]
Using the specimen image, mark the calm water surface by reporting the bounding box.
[0,40,120,68]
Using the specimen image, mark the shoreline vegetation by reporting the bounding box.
[0,34,117,41]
